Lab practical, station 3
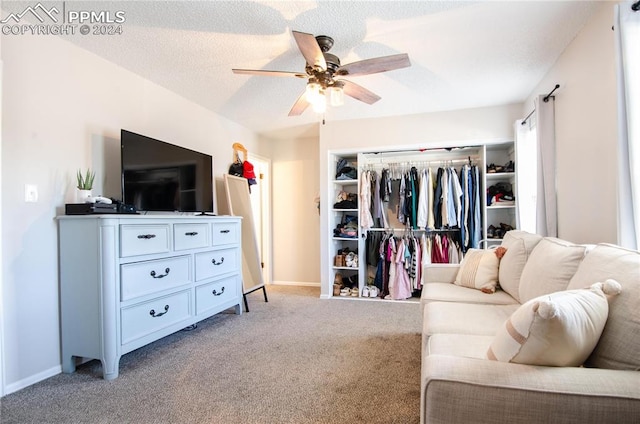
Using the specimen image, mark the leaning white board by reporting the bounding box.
[223,174,264,294]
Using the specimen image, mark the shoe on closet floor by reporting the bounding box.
[362,286,370,297]
[369,285,379,298]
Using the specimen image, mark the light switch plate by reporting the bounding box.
[25,184,38,202]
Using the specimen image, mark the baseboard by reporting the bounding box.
[4,364,61,396]
[270,281,320,287]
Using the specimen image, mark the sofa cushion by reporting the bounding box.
[454,248,500,293]
[519,237,588,303]
[498,231,543,302]
[423,302,519,336]
[421,283,519,306]
[486,281,621,367]
[427,333,494,359]
[567,243,640,370]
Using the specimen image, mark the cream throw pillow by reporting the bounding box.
[498,231,543,302]
[486,280,622,367]
[455,248,500,293]
[519,238,587,303]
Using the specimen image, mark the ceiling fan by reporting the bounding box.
[232,30,411,116]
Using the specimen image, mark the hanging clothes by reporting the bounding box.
[392,238,412,300]
[417,169,428,229]
[426,168,435,231]
[360,170,374,230]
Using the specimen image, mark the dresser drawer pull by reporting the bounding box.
[185,232,198,236]
[149,305,169,318]
[137,234,156,239]
[211,257,225,266]
[150,268,170,279]
[219,229,230,234]
[212,286,225,296]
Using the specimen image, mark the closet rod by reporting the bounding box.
[521,84,560,125]
[366,156,480,167]
[363,146,476,156]
[366,228,460,233]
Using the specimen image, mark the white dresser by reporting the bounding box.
[57,215,243,380]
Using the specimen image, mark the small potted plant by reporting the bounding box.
[76,168,95,203]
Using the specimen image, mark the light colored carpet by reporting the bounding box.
[0,285,422,424]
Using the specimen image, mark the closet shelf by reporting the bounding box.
[487,204,516,209]
[332,179,358,185]
[486,172,515,179]
[332,237,359,241]
[333,208,358,212]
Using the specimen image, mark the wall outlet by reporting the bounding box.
[25,184,38,202]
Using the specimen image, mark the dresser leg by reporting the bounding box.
[101,356,121,380]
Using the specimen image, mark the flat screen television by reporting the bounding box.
[121,129,213,213]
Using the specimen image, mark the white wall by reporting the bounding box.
[317,104,523,295]
[522,2,617,244]
[1,33,257,394]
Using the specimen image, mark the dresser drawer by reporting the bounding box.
[212,222,239,246]
[194,248,238,281]
[120,224,170,257]
[121,256,191,301]
[174,223,210,251]
[195,276,239,315]
[121,290,191,345]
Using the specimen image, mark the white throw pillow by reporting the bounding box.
[498,231,543,302]
[486,280,621,367]
[454,248,500,293]
[519,238,587,303]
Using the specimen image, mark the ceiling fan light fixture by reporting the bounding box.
[305,80,322,103]
[312,93,326,113]
[328,83,344,107]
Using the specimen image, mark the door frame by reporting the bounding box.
[248,153,272,286]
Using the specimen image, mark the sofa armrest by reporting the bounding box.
[423,264,460,284]
[421,355,640,424]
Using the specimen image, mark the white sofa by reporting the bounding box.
[420,230,640,424]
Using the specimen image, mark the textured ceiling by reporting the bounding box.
[4,1,603,135]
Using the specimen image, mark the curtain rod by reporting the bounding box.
[521,84,560,125]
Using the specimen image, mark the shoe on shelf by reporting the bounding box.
[351,287,359,297]
[345,252,357,267]
[504,160,515,172]
[340,287,351,297]
[500,222,514,233]
[487,225,496,238]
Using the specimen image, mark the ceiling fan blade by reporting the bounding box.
[336,53,411,77]
[232,69,307,78]
[288,92,310,116]
[292,30,326,71]
[340,80,381,105]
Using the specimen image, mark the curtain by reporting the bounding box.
[615,2,640,250]
[514,119,538,233]
[535,95,557,237]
